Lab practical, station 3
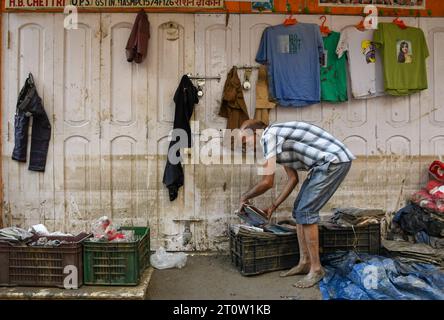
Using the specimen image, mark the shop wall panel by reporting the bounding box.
[3,14,55,229]
[421,18,444,156]
[327,15,380,211]
[419,17,444,189]
[148,14,195,250]
[100,13,150,229]
[194,13,240,250]
[53,14,101,233]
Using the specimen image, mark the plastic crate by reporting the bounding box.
[83,226,150,286]
[0,233,91,288]
[229,223,381,276]
[229,228,300,276]
[319,223,381,255]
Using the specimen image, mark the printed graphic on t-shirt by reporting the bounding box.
[278,34,302,54]
[361,40,376,64]
[320,50,328,67]
[397,40,413,64]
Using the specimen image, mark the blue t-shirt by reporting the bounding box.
[256,23,324,107]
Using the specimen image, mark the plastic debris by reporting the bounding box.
[91,216,126,241]
[150,247,187,270]
[28,224,73,237]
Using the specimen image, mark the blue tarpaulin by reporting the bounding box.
[319,251,444,300]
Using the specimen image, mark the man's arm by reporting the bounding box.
[240,173,274,204]
[263,166,299,218]
[239,157,276,204]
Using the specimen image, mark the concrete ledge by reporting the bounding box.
[0,267,154,300]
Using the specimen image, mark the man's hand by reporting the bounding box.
[237,197,250,213]
[263,204,277,220]
[262,166,298,220]
[236,161,275,214]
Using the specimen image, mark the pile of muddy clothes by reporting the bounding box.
[384,203,444,266]
[326,207,385,228]
[233,205,385,236]
[383,160,444,266]
[0,224,75,247]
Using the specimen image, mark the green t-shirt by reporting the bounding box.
[373,23,429,96]
[320,31,348,103]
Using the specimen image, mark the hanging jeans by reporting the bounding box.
[12,74,51,172]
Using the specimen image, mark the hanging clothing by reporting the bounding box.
[163,141,184,202]
[163,75,199,201]
[254,65,275,125]
[12,74,51,172]
[219,66,250,129]
[125,10,150,64]
[320,31,348,103]
[373,23,429,96]
[336,26,385,99]
[256,23,324,107]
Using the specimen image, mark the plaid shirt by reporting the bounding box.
[260,121,356,171]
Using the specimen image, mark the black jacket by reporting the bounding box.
[12,73,51,172]
[163,75,199,201]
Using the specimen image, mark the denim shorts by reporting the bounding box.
[292,161,352,225]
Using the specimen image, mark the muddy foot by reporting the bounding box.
[279,263,310,277]
[292,269,325,288]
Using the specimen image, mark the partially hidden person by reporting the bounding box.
[238,119,355,288]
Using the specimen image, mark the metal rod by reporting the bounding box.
[186,74,221,82]
[236,65,260,70]
[188,76,221,80]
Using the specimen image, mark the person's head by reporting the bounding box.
[400,41,409,54]
[239,119,267,145]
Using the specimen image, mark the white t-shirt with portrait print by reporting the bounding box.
[336,26,385,99]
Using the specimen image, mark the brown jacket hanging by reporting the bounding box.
[126,10,150,64]
[219,66,250,129]
[254,65,276,125]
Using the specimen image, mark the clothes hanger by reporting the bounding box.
[355,17,366,31]
[28,73,34,84]
[319,15,331,35]
[283,13,297,26]
[393,16,407,29]
[356,8,377,31]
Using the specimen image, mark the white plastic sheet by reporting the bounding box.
[150,247,187,270]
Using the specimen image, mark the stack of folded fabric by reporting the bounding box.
[382,239,444,266]
[230,224,276,239]
[329,207,386,227]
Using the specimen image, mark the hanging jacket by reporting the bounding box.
[219,66,250,129]
[163,75,199,201]
[172,75,199,148]
[254,65,276,125]
[125,10,150,64]
[12,73,51,172]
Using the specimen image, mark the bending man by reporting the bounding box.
[239,120,355,288]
